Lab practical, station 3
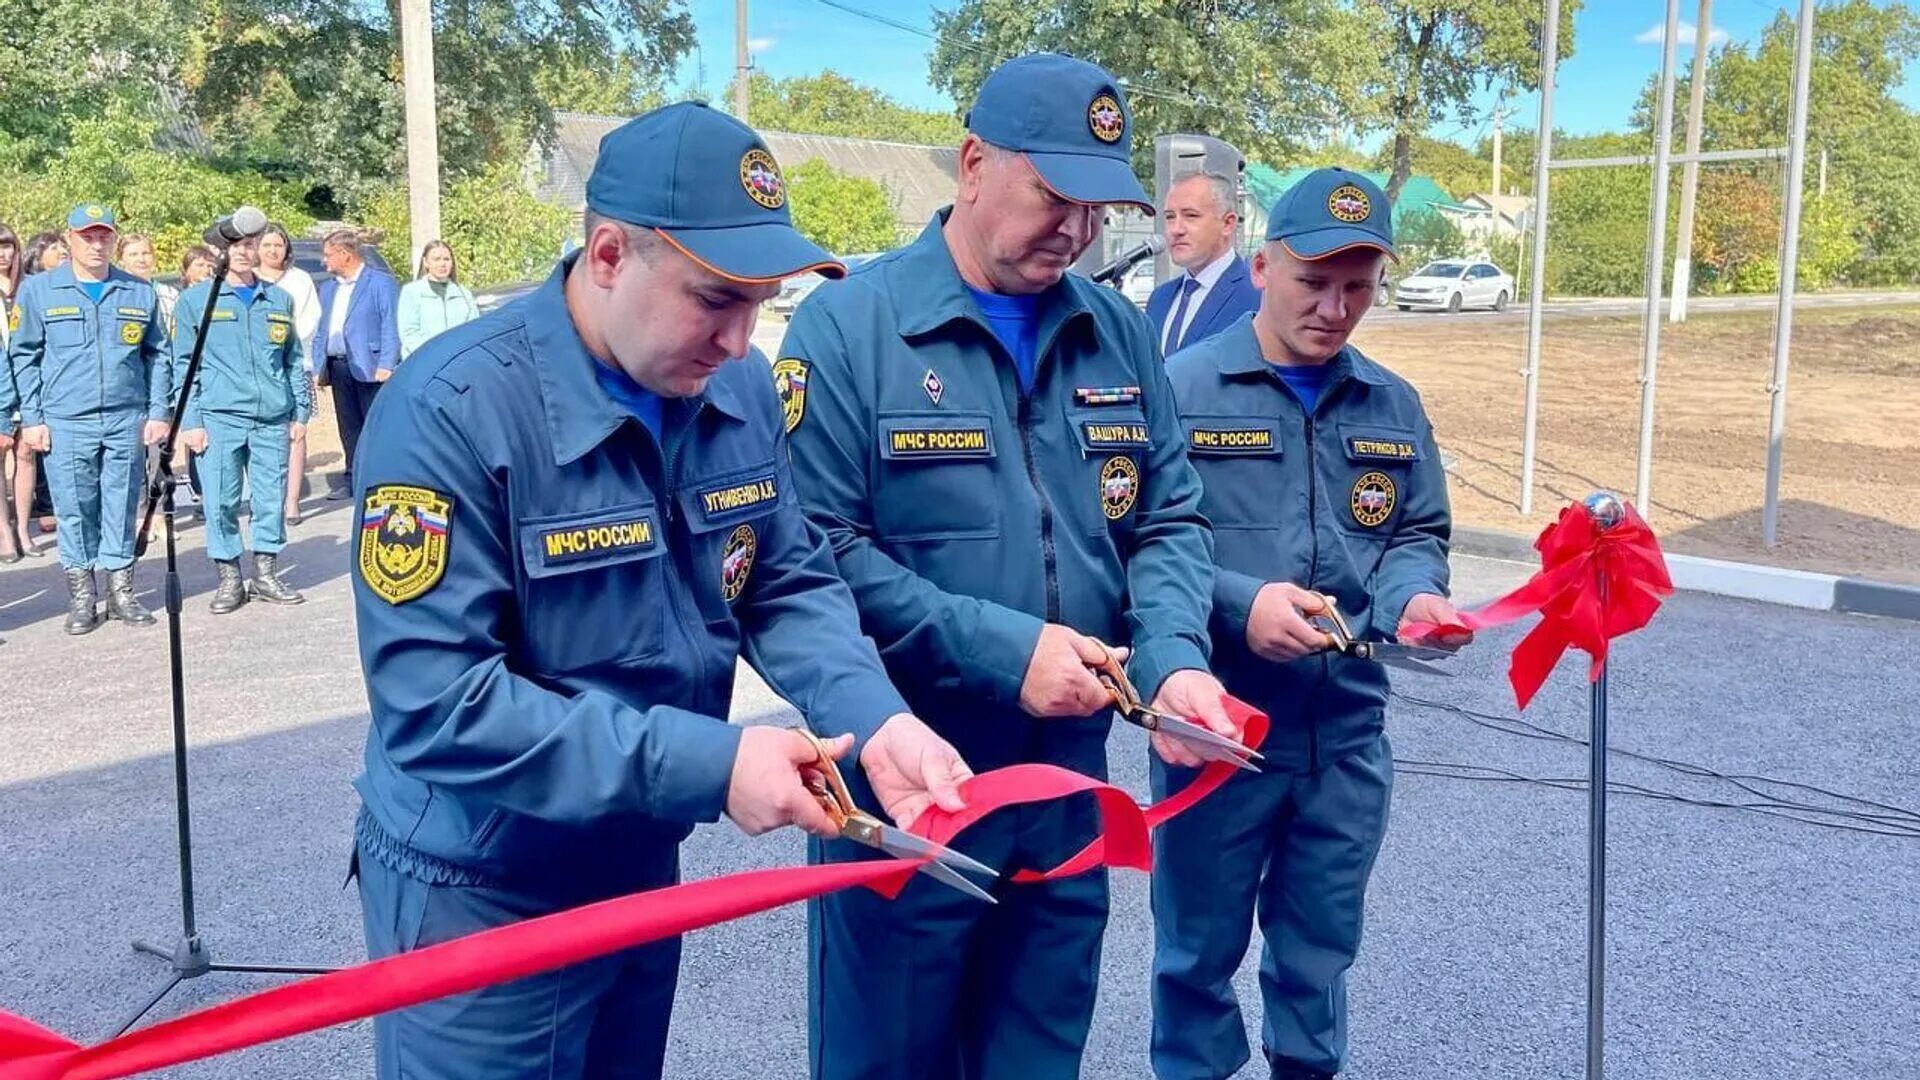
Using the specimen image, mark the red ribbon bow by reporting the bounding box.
[0,702,1268,1080]
[1404,501,1673,709]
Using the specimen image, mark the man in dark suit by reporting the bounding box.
[1145,172,1261,357]
[314,229,401,498]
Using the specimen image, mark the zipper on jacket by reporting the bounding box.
[1304,409,1323,772]
[1018,392,1061,622]
[660,407,707,693]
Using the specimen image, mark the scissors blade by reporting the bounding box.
[916,858,998,904]
[1378,654,1458,677]
[1143,711,1266,770]
[874,825,1000,880]
[1358,641,1459,676]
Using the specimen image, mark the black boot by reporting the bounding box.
[209,559,249,614]
[1269,1055,1336,1080]
[249,552,304,605]
[105,567,155,626]
[64,568,100,635]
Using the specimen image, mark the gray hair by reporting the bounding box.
[1173,171,1239,218]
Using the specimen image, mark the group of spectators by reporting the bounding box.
[0,211,483,619]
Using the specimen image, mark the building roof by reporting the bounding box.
[534,111,960,236]
[1243,164,1455,227]
[1464,192,1534,220]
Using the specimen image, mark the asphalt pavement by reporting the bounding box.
[1,503,1914,1079]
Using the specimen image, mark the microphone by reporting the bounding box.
[1090,235,1166,286]
[203,206,269,248]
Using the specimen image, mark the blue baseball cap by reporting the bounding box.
[584,102,842,284]
[66,203,117,231]
[1265,169,1397,261]
[965,53,1151,210]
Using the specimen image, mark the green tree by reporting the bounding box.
[361,163,569,288]
[1394,208,1467,271]
[742,72,964,145]
[927,1,1376,173]
[1541,134,1653,297]
[0,0,192,165]
[1635,0,1920,284]
[0,103,312,269]
[188,0,697,208]
[1371,134,1487,199]
[783,158,898,256]
[1365,1,1582,201]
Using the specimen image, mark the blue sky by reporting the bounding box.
[673,0,1920,146]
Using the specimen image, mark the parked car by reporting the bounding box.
[770,252,881,317]
[1392,259,1515,313]
[289,238,394,285]
[1120,263,1157,308]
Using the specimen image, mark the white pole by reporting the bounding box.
[1492,104,1505,196]
[1763,0,1817,547]
[1519,0,1560,517]
[1670,0,1714,324]
[1634,0,1684,517]
[399,0,442,273]
[734,0,751,122]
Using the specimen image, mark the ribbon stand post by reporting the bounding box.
[1581,491,1624,1080]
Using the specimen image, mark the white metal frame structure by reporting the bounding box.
[1520,0,1817,549]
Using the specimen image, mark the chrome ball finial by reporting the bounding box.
[1583,491,1626,531]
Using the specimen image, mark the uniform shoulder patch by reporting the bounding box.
[359,485,453,604]
[120,321,143,345]
[772,358,809,434]
[1100,454,1140,520]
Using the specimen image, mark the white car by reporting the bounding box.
[1121,263,1157,308]
[1393,259,1515,313]
[770,253,881,317]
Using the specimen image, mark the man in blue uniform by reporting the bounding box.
[174,233,310,612]
[6,203,170,634]
[782,54,1233,1080]
[1154,169,1474,1080]
[349,102,977,1080]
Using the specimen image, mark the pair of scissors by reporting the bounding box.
[1307,594,1458,677]
[795,729,1000,903]
[1089,643,1262,772]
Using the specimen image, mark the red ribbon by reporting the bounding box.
[1403,502,1673,709]
[0,701,1268,1080]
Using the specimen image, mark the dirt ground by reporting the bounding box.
[280,304,1920,587]
[1350,305,1920,585]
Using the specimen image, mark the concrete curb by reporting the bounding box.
[1452,526,1920,623]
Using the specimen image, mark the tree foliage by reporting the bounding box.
[927,0,1374,172]
[0,103,312,270]
[743,72,963,145]
[1367,1,1581,201]
[361,163,570,288]
[783,158,898,256]
[1394,209,1467,273]
[1372,134,1487,199]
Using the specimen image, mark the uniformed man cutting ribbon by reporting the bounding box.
[348,102,976,1080]
[781,53,1234,1079]
[1155,168,1473,1080]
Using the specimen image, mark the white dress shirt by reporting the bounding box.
[326,268,361,358]
[1161,247,1237,354]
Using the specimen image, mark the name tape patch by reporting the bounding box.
[699,475,779,522]
[1189,427,1277,453]
[887,427,992,458]
[539,517,656,567]
[1080,421,1150,450]
[1346,435,1421,462]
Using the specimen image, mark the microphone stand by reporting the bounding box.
[118,244,336,1037]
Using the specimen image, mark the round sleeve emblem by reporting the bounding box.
[1328,184,1372,224]
[740,149,787,210]
[1100,455,1140,520]
[120,321,144,345]
[721,524,758,603]
[1350,471,1397,528]
[1088,94,1125,144]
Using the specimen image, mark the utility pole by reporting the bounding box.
[1491,102,1505,195]
[734,0,750,122]
[1818,146,1828,196]
[1670,0,1714,324]
[399,0,441,271]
